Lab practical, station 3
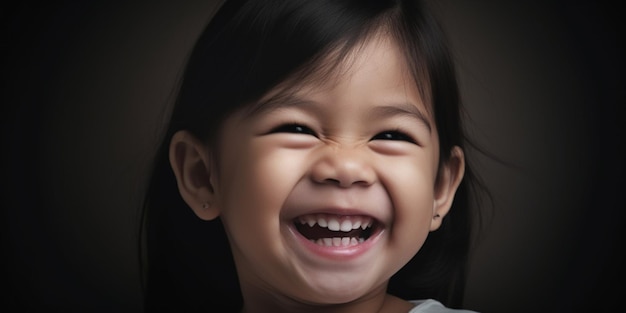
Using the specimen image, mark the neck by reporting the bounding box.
[238,283,414,313]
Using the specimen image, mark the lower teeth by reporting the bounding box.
[311,237,365,247]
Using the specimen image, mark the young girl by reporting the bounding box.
[140,0,488,312]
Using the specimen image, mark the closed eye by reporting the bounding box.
[371,130,417,144]
[270,123,317,136]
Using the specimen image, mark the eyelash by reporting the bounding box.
[270,123,317,136]
[270,124,416,144]
[371,130,417,144]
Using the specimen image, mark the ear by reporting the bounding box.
[169,130,220,221]
[430,146,465,231]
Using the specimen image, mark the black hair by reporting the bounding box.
[139,0,490,311]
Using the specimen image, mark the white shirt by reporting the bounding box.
[409,299,479,313]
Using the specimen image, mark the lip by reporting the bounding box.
[285,219,385,261]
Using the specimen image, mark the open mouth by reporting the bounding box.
[294,213,379,247]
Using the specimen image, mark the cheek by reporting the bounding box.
[217,142,317,286]
[382,158,436,250]
[220,143,308,213]
[216,141,309,253]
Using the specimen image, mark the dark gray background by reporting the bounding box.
[4,0,624,312]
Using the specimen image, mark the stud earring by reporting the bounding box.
[202,202,211,210]
[434,213,441,219]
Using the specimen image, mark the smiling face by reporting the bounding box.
[170,33,465,310]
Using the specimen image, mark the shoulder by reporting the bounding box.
[408,299,480,313]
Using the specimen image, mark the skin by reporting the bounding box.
[169,33,465,313]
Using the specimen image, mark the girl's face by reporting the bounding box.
[208,34,462,306]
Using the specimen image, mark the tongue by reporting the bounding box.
[296,223,362,240]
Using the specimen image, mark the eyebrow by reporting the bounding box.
[246,92,317,116]
[369,102,432,133]
[247,93,432,133]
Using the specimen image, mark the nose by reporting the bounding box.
[310,146,376,188]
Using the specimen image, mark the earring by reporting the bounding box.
[434,213,441,219]
[201,202,211,210]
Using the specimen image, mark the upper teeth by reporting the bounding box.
[298,214,373,232]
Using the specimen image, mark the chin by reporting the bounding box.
[295,278,375,305]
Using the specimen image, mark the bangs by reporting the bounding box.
[244,16,434,119]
